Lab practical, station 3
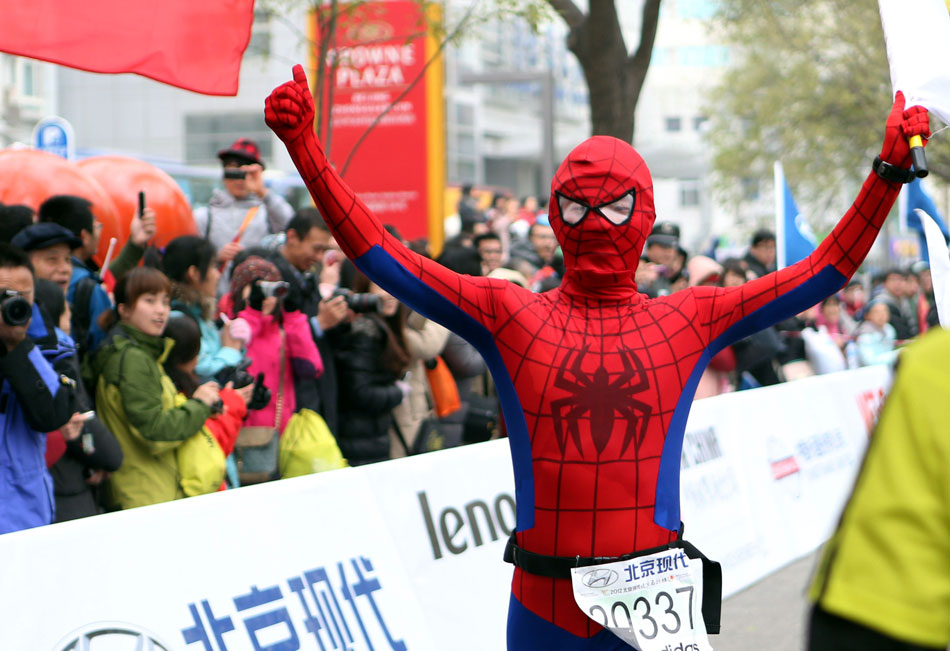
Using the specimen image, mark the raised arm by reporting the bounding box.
[694,92,930,347]
[265,66,505,335]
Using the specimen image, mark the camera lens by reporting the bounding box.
[348,293,381,314]
[1,295,31,326]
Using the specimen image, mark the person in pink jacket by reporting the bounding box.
[228,256,323,435]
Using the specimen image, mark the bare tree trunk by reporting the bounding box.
[549,0,662,145]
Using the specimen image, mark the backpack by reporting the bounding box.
[71,275,100,360]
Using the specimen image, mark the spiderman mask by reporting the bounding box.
[549,136,656,296]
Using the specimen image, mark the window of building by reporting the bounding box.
[455,104,474,126]
[665,117,682,132]
[246,10,272,58]
[693,116,708,131]
[184,113,273,165]
[680,179,701,207]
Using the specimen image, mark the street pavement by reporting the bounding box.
[714,552,818,651]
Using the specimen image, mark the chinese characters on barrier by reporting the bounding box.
[182,556,405,651]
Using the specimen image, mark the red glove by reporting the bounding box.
[880,90,931,167]
[265,64,316,144]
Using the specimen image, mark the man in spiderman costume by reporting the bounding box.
[265,65,929,649]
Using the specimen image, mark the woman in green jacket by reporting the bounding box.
[87,267,222,510]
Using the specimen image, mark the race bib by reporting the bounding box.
[571,548,714,651]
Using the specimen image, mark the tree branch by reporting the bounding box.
[627,0,662,74]
[546,0,586,29]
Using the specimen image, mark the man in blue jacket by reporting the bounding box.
[0,243,77,534]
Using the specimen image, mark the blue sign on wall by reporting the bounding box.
[32,117,75,160]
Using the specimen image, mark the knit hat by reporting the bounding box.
[229,256,281,303]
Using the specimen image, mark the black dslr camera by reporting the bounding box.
[332,287,382,314]
[215,360,272,412]
[0,290,31,326]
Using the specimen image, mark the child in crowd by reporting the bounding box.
[814,294,856,351]
[854,299,899,367]
[85,267,222,510]
[162,316,249,495]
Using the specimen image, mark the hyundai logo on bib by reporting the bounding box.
[54,621,171,650]
[581,568,619,588]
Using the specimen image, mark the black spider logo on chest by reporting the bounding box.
[550,345,652,457]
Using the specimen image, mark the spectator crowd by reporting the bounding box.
[0,139,939,536]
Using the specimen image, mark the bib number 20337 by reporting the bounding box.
[571,548,713,651]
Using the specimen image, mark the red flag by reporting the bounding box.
[0,0,255,96]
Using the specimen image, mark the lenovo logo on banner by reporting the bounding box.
[418,491,516,560]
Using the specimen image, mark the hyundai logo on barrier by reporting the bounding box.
[582,568,619,588]
[54,621,171,650]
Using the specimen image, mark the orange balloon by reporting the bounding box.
[0,149,120,264]
[77,155,197,249]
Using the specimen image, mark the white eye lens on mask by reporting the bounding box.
[556,190,636,226]
[558,194,589,225]
[599,193,635,225]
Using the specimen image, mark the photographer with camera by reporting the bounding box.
[194,139,293,295]
[273,210,348,435]
[227,256,323,478]
[333,269,413,466]
[0,243,78,534]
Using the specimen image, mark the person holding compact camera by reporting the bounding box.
[194,138,294,295]
[0,243,79,534]
[228,256,323,459]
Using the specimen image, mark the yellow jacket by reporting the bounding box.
[809,328,950,648]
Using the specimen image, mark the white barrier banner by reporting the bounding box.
[679,365,889,597]
[362,442,516,649]
[0,468,437,650]
[0,365,890,649]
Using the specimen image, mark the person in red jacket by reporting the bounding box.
[266,65,929,649]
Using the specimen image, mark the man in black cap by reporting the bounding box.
[641,221,680,296]
[38,195,155,354]
[193,138,294,292]
[11,223,81,294]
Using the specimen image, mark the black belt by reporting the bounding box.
[504,532,722,634]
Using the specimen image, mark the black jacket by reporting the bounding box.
[743,252,774,280]
[334,315,403,465]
